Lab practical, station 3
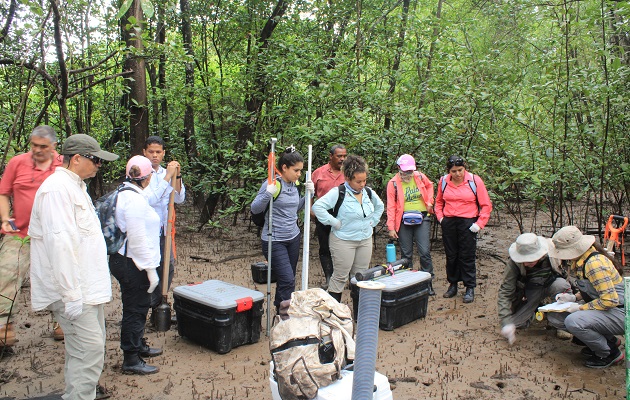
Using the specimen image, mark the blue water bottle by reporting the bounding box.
[386,242,396,263]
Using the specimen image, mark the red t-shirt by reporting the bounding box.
[0,151,61,238]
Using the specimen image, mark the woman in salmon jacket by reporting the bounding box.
[386,154,436,295]
[435,155,492,303]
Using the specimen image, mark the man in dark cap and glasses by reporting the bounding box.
[29,134,118,399]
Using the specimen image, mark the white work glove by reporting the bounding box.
[305,180,314,195]
[555,293,577,303]
[64,299,83,320]
[332,219,342,230]
[266,182,278,196]
[501,324,516,345]
[147,269,160,293]
[439,218,443,224]
[469,223,481,233]
[567,303,581,313]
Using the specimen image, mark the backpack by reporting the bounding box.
[328,184,374,218]
[94,184,139,255]
[251,180,304,228]
[440,173,479,209]
[440,173,477,195]
[270,289,355,399]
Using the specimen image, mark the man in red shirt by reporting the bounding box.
[311,144,347,289]
[0,126,62,346]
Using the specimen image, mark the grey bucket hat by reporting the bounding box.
[508,233,549,263]
[61,134,118,162]
[548,226,595,260]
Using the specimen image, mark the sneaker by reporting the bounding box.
[53,322,64,341]
[581,337,622,358]
[584,346,624,369]
[0,323,16,347]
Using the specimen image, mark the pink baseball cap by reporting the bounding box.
[396,154,416,171]
[126,155,153,180]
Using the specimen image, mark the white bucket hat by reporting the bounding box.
[508,233,549,263]
[548,226,595,260]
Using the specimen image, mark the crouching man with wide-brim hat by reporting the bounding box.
[546,226,625,369]
[498,233,570,345]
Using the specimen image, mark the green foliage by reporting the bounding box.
[1,0,629,231]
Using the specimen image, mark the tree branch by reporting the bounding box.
[68,50,119,74]
[66,71,133,98]
[0,59,56,87]
[0,0,17,43]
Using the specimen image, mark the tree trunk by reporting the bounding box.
[235,0,290,149]
[180,0,197,158]
[384,0,410,131]
[122,0,149,155]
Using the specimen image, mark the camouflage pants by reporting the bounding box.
[0,235,30,325]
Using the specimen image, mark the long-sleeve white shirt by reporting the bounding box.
[115,182,161,270]
[144,165,185,234]
[29,167,112,311]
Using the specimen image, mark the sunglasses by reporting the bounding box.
[447,157,464,167]
[399,170,414,176]
[80,154,103,165]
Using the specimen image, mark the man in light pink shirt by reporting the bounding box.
[311,144,347,289]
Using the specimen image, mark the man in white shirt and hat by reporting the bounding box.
[29,134,118,399]
[497,233,570,344]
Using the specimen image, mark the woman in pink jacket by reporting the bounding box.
[435,155,492,303]
[386,154,436,295]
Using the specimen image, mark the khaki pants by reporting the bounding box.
[328,235,373,293]
[50,301,106,400]
[0,235,30,325]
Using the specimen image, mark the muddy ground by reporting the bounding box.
[0,205,626,400]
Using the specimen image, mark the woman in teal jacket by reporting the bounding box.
[312,155,384,302]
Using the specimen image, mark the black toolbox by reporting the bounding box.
[350,270,431,331]
[173,280,264,354]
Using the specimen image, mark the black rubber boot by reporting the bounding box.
[443,284,457,298]
[140,337,163,357]
[428,282,436,296]
[122,352,159,375]
[463,287,474,303]
[328,291,342,302]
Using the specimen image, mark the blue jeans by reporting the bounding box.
[262,234,301,308]
[397,217,434,277]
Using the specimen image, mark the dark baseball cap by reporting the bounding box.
[61,134,118,162]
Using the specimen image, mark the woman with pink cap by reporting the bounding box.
[546,226,625,369]
[109,155,162,375]
[386,154,436,295]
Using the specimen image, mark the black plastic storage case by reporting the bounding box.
[173,280,264,354]
[350,270,431,331]
[251,261,277,284]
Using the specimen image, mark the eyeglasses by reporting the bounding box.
[80,154,103,165]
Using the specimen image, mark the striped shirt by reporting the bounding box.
[575,248,622,311]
